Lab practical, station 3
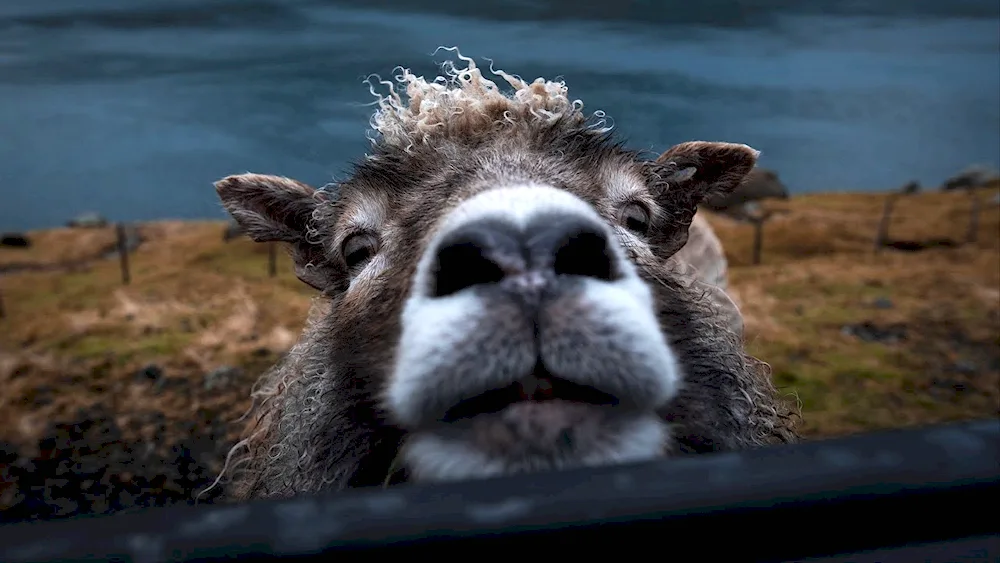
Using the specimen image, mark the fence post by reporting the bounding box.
[965,188,980,244]
[0,280,5,319]
[744,208,774,266]
[751,219,764,265]
[116,223,131,285]
[874,193,898,253]
[268,242,277,277]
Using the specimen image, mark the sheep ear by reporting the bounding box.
[215,173,319,243]
[214,173,336,291]
[648,142,759,257]
[655,141,760,203]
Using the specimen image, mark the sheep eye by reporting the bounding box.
[342,232,379,271]
[621,203,651,235]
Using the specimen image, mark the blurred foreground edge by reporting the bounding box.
[0,419,996,563]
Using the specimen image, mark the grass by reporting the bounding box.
[0,185,998,447]
[713,185,1000,435]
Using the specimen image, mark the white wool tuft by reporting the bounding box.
[364,47,612,152]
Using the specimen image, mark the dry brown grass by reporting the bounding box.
[0,227,120,269]
[0,186,997,448]
[0,221,314,449]
[711,183,1000,266]
[705,185,1000,436]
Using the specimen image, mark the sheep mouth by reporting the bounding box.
[441,366,620,423]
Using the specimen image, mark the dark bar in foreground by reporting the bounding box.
[1,419,997,563]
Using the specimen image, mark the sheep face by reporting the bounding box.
[214,54,797,499]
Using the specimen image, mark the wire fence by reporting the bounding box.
[0,187,995,320]
[736,186,989,265]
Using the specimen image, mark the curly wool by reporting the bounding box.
[365,47,611,152]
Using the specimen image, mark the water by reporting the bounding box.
[1,0,998,231]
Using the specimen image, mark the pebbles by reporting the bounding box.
[0,403,235,524]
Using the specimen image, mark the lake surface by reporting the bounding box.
[1,0,998,230]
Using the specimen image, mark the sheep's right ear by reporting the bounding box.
[214,173,337,291]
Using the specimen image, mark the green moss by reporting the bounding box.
[765,280,891,303]
[56,330,193,363]
[12,269,114,311]
[189,243,280,278]
[770,367,831,413]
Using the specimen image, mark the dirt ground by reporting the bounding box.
[1,185,997,524]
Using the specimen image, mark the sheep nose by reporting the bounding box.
[431,213,620,298]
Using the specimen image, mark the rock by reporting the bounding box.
[223,220,244,242]
[0,232,31,248]
[66,212,109,229]
[203,365,242,391]
[0,441,19,465]
[940,165,1000,191]
[704,167,790,212]
[930,378,967,394]
[27,385,55,407]
[872,297,894,309]
[1,402,234,524]
[898,180,920,194]
[883,238,959,252]
[949,360,978,375]
[841,321,907,344]
[133,364,163,383]
[153,377,191,395]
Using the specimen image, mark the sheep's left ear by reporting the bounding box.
[655,141,760,203]
[650,141,759,256]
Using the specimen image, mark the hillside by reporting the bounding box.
[1,186,998,522]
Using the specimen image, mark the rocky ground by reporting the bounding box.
[0,402,230,522]
[1,185,998,525]
[0,356,277,524]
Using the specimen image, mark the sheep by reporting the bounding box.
[672,213,744,338]
[211,49,798,501]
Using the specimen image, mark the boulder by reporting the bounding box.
[0,232,30,248]
[66,212,109,229]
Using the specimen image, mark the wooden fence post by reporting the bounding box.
[116,223,131,285]
[751,220,764,265]
[745,208,774,266]
[0,280,5,319]
[874,193,899,253]
[268,242,277,278]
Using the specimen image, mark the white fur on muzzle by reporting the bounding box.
[384,184,684,482]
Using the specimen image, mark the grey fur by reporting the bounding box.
[212,57,800,501]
